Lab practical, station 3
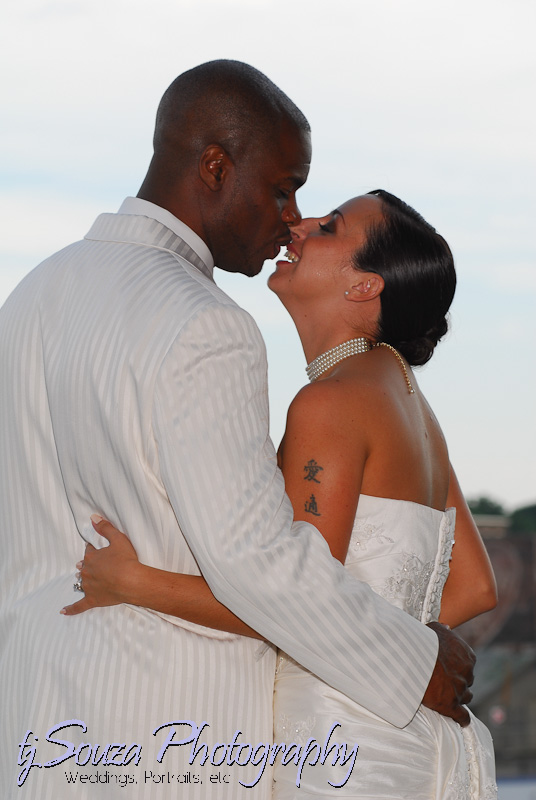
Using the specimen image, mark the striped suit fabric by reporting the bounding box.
[0,208,438,798]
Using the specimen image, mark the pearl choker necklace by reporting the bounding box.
[306,338,415,393]
[306,337,372,382]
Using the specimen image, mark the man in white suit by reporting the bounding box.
[0,61,474,798]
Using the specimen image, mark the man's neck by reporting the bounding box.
[118,197,214,276]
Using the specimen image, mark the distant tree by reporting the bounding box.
[468,496,505,515]
[510,504,536,534]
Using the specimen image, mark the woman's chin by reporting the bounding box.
[266,270,282,295]
[268,259,292,289]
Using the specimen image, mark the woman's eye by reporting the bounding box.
[319,222,331,233]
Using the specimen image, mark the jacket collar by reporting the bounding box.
[85,211,214,281]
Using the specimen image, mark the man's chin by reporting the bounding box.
[216,259,264,278]
[245,262,265,278]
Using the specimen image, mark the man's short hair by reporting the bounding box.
[154,60,310,161]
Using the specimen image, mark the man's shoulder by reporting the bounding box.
[0,238,85,315]
[170,291,265,355]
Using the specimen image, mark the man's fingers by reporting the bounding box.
[460,688,473,706]
[449,704,471,728]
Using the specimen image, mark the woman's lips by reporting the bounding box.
[281,241,300,262]
[284,249,299,262]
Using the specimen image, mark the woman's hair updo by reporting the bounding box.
[353,189,456,366]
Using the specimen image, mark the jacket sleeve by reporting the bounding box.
[152,301,438,727]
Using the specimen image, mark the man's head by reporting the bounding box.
[138,60,311,276]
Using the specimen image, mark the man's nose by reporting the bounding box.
[282,197,301,226]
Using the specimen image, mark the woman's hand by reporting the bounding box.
[62,516,263,637]
[61,515,142,616]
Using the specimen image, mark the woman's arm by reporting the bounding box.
[62,518,262,639]
[64,417,494,640]
[438,465,498,628]
[277,381,369,563]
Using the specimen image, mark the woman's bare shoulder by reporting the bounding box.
[286,372,377,436]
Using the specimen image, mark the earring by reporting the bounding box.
[344,290,350,296]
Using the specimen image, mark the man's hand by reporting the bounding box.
[422,622,476,727]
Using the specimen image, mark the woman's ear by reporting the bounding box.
[344,273,384,302]
[198,144,233,192]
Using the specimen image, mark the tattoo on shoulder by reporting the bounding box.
[304,459,323,483]
[304,494,321,517]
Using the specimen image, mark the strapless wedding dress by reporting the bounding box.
[273,495,497,799]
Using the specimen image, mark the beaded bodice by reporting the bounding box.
[344,494,455,623]
[275,494,455,681]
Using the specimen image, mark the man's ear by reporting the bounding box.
[344,273,384,302]
[198,144,233,192]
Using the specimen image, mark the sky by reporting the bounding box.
[2,0,535,510]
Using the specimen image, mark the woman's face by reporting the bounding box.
[267,194,384,308]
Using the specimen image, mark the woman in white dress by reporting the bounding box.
[64,190,498,798]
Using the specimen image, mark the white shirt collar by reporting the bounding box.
[118,197,214,275]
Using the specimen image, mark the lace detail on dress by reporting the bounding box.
[376,552,435,620]
[446,770,471,799]
[480,783,498,800]
[374,511,456,623]
[274,713,316,746]
[348,521,394,553]
[274,653,317,746]
[421,510,456,623]
[463,726,498,800]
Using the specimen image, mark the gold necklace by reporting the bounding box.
[374,342,414,394]
[306,338,414,393]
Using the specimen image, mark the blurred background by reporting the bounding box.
[2,1,535,794]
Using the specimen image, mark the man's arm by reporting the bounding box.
[152,301,471,727]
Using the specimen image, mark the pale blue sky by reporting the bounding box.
[2,0,535,508]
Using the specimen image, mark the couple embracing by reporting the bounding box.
[0,60,497,798]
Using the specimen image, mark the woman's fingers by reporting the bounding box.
[90,514,124,542]
[60,515,140,617]
[60,598,94,616]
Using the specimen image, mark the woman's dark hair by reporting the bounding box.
[353,189,456,366]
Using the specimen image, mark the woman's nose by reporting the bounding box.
[290,217,317,240]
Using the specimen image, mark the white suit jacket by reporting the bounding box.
[0,207,438,798]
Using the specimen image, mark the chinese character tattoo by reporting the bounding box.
[304,494,321,516]
[304,459,323,483]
